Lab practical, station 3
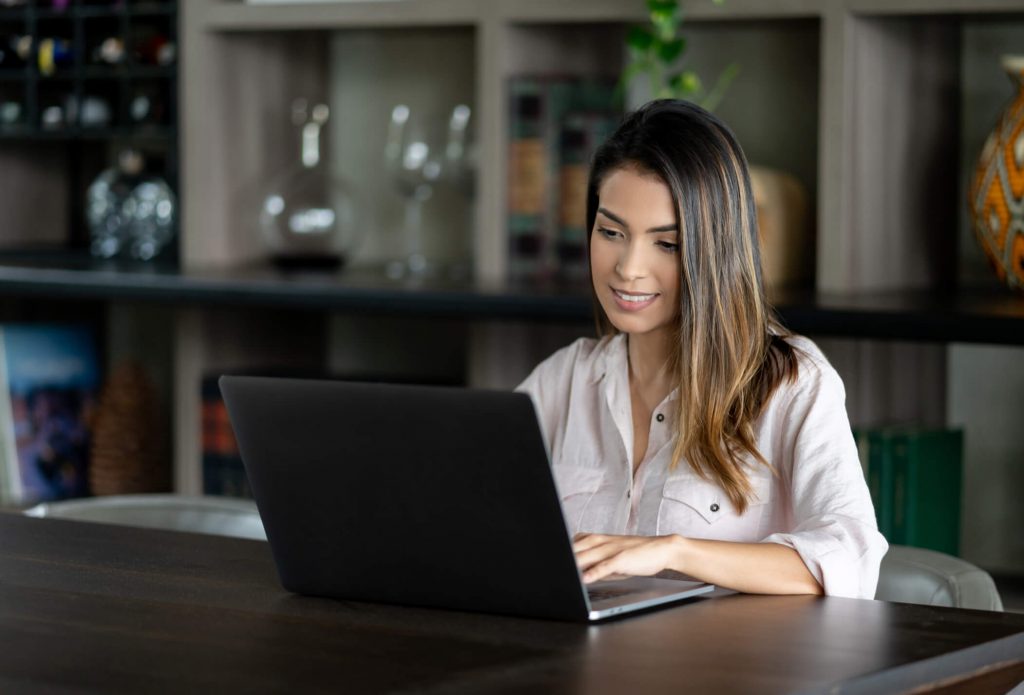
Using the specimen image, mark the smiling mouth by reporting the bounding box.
[612,288,658,303]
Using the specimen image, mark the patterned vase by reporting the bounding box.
[969,55,1024,289]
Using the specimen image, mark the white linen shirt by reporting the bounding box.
[515,333,888,599]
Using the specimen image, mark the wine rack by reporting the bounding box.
[0,0,178,260]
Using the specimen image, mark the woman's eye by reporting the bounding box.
[656,240,680,252]
[598,227,622,239]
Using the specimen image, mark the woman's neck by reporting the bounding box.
[626,330,673,394]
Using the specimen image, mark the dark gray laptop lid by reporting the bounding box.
[220,375,592,621]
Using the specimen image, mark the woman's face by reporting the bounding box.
[590,167,681,340]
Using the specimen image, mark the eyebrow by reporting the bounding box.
[597,207,678,233]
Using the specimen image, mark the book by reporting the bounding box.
[506,75,620,281]
[507,78,547,279]
[856,428,895,540]
[0,324,100,506]
[557,111,619,280]
[201,376,249,499]
[855,426,963,555]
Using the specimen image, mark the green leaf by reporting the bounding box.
[648,0,679,41]
[670,70,703,98]
[647,0,677,14]
[627,26,655,53]
[657,37,685,64]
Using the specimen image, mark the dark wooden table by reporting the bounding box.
[1,514,1022,694]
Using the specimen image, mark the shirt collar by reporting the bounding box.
[590,333,680,403]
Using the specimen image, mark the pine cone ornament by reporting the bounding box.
[89,361,170,495]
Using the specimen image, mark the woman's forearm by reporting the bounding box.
[668,536,823,596]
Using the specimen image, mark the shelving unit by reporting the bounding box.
[0,0,178,256]
[1,0,1023,571]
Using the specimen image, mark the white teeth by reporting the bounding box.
[614,290,656,303]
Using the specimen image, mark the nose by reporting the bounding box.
[615,239,648,281]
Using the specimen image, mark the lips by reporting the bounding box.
[611,287,659,311]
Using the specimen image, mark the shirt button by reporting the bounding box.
[656,413,665,422]
[627,490,632,498]
[710,503,720,513]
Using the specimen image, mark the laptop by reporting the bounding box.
[219,375,714,622]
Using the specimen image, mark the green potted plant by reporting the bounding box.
[619,0,737,111]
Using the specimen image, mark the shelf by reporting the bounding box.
[0,259,1021,344]
[846,0,1024,15]
[0,127,173,141]
[201,0,1024,32]
[771,288,1024,346]
[80,66,177,79]
[204,0,479,31]
[497,0,822,24]
[34,4,175,19]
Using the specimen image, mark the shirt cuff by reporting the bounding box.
[761,524,888,599]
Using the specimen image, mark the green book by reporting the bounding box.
[889,428,963,556]
[857,428,896,542]
[858,426,963,555]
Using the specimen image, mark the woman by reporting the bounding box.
[517,99,886,599]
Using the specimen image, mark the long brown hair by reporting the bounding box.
[585,99,800,514]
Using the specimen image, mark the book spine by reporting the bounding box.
[201,377,250,499]
[890,432,909,546]
[903,429,963,555]
[866,430,894,541]
[555,110,621,281]
[556,112,590,280]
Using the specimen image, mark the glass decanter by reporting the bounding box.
[260,99,360,269]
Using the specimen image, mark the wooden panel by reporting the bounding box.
[843,16,960,291]
[815,338,947,428]
[475,15,507,282]
[0,144,69,249]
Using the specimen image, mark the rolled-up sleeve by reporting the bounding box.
[760,360,889,599]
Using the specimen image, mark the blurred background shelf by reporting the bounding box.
[0,259,1022,345]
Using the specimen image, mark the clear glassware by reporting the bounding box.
[442,103,475,280]
[259,99,360,269]
[86,149,175,261]
[384,103,473,280]
[124,178,176,261]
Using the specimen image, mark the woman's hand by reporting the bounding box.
[573,533,683,584]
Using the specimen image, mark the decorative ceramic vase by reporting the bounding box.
[749,165,811,290]
[969,55,1024,290]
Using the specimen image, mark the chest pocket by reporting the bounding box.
[551,464,604,535]
[656,471,772,541]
